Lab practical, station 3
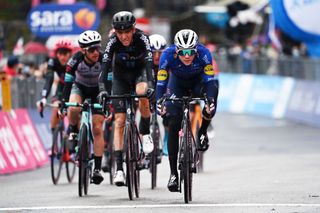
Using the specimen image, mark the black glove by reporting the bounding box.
[97,91,109,104]
[146,88,155,100]
[205,98,215,115]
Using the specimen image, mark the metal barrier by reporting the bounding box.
[215,54,320,81]
[10,77,45,109]
[5,55,320,109]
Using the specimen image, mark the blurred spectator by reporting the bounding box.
[4,55,20,78]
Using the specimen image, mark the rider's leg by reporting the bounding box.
[92,114,105,169]
[67,93,82,139]
[50,102,60,133]
[136,82,154,154]
[91,113,105,184]
[113,112,126,186]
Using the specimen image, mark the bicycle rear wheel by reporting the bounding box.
[65,134,76,183]
[51,127,64,185]
[150,121,160,189]
[124,124,134,200]
[78,125,90,197]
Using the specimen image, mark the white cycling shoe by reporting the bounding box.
[142,134,154,154]
[114,170,125,187]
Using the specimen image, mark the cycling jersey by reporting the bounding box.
[41,58,66,99]
[99,28,153,93]
[156,43,217,101]
[62,51,103,102]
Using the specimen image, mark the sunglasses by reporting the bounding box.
[177,49,197,56]
[84,45,101,53]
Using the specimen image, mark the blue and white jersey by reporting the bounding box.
[156,43,216,100]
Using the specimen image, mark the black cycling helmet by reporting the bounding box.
[112,11,136,30]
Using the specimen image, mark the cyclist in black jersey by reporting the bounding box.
[98,11,155,186]
[61,30,106,185]
[36,38,73,132]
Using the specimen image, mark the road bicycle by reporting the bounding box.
[102,93,147,200]
[160,95,208,203]
[61,99,104,197]
[39,103,76,185]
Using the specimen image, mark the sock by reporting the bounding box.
[94,156,102,171]
[199,118,212,133]
[114,150,123,171]
[139,116,150,135]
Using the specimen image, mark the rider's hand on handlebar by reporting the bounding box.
[97,91,109,104]
[36,97,46,112]
[156,97,166,117]
[205,98,215,115]
[57,101,67,119]
[146,88,155,100]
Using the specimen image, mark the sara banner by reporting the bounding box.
[27,2,100,37]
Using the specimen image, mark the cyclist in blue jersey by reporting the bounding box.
[148,34,169,156]
[61,30,106,185]
[156,29,219,192]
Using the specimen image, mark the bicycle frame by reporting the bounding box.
[64,100,103,197]
[161,95,208,203]
[103,93,147,200]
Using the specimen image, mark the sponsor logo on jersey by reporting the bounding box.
[204,64,214,75]
[157,69,168,81]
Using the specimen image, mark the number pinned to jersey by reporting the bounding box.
[157,69,168,81]
[204,64,214,76]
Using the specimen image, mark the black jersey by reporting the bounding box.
[99,28,153,93]
[41,58,66,98]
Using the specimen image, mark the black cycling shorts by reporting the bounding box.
[112,67,147,113]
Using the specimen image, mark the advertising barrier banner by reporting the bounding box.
[0,110,48,175]
[285,80,320,127]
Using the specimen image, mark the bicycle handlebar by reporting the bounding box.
[104,94,148,100]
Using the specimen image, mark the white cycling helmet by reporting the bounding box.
[149,34,167,51]
[78,30,101,48]
[174,29,198,49]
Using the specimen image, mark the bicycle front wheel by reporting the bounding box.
[51,127,64,185]
[124,124,134,200]
[65,135,76,183]
[133,128,140,198]
[78,125,90,197]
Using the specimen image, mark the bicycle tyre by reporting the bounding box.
[133,127,140,198]
[65,134,76,183]
[182,122,191,203]
[150,120,160,189]
[107,142,115,185]
[188,126,193,202]
[78,125,90,197]
[51,127,64,185]
[124,124,134,200]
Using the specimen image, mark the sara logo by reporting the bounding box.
[75,8,96,29]
[157,70,168,81]
[28,3,100,37]
[204,65,214,76]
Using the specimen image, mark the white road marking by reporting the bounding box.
[1,203,320,211]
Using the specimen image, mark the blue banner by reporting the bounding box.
[28,109,52,150]
[28,3,100,37]
[270,0,320,57]
[285,80,320,127]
